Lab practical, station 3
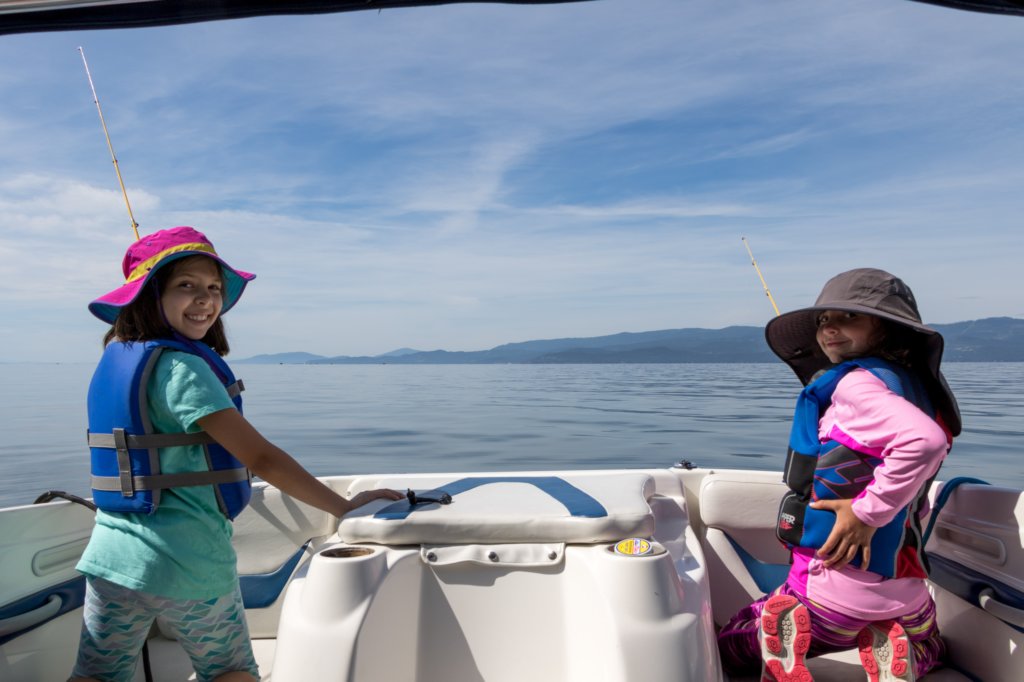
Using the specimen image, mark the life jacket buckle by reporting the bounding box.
[112,428,135,497]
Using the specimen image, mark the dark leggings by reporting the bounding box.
[717,583,946,678]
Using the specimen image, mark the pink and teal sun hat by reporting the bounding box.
[89,226,256,324]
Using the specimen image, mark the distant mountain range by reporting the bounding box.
[235,316,1024,365]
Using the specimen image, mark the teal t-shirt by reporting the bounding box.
[77,350,240,600]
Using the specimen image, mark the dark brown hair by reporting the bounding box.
[102,256,230,356]
[873,320,928,370]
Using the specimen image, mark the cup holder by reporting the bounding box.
[302,545,386,618]
[319,546,375,559]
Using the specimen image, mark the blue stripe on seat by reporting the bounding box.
[0,575,86,645]
[375,476,608,520]
[2,545,309,645]
[239,542,309,609]
[724,535,789,594]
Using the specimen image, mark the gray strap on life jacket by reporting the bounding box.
[89,428,221,498]
[227,379,244,399]
[91,467,250,493]
[88,430,217,450]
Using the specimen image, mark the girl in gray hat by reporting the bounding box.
[717,268,961,682]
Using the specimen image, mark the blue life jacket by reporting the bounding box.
[87,339,252,519]
[775,357,938,578]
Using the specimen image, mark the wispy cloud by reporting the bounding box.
[0,0,1022,361]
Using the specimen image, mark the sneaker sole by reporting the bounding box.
[858,620,914,682]
[760,594,812,682]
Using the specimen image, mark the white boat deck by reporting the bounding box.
[2,468,1018,681]
[138,635,973,681]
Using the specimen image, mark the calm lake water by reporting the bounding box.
[1,362,1021,508]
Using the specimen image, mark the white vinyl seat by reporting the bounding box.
[700,472,974,682]
[338,472,656,545]
[697,471,791,627]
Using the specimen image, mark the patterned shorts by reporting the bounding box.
[72,576,259,682]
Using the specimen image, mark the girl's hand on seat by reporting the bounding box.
[349,488,404,510]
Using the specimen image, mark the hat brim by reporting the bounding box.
[89,250,255,324]
[765,303,935,381]
[765,304,961,436]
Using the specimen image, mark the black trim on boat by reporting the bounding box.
[915,0,1024,14]
[0,1,592,37]
[33,490,97,512]
[1,1,1023,38]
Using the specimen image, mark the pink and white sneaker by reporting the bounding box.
[759,594,813,682]
[858,620,915,682]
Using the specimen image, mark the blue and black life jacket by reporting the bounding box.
[775,357,939,578]
[87,339,252,519]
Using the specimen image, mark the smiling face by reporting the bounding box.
[815,310,884,363]
[159,256,224,340]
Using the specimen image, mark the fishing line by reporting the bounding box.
[741,236,780,317]
[77,61,156,682]
[78,46,140,240]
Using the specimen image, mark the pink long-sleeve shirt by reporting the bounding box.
[786,368,950,619]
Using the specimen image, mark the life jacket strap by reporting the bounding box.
[113,428,133,497]
[88,430,216,449]
[91,467,250,494]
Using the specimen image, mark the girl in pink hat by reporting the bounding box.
[717,268,961,682]
[71,227,402,682]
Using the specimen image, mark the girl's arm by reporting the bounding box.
[197,407,402,517]
[829,370,949,527]
[812,369,949,570]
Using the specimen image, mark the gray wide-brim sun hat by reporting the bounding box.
[765,268,961,436]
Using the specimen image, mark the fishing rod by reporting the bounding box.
[78,46,140,241]
[741,236,780,317]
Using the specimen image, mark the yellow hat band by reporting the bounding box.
[125,242,218,283]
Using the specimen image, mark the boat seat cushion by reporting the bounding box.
[698,472,791,625]
[338,472,656,545]
[232,484,337,574]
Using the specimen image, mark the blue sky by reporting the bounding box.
[1,0,1022,363]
